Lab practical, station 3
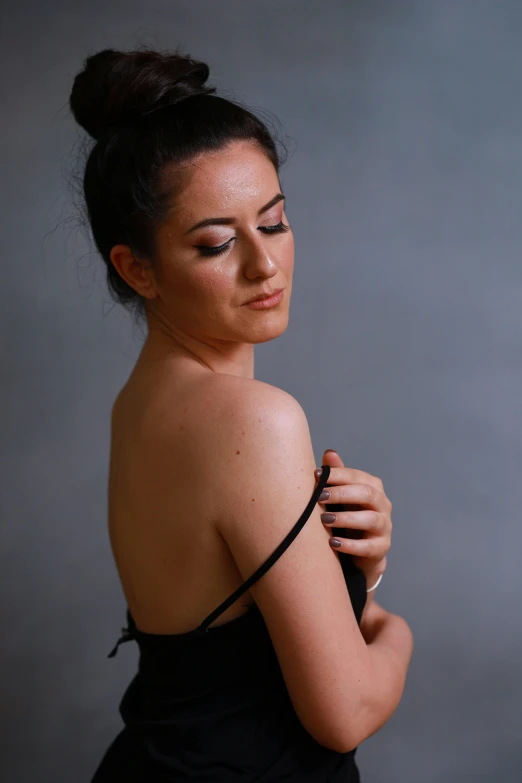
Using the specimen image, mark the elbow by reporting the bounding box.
[336,690,404,753]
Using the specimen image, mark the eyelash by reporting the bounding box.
[194,221,290,257]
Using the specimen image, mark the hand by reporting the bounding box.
[314,449,391,582]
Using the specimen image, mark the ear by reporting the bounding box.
[109,244,158,300]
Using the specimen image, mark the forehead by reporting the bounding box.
[171,140,279,220]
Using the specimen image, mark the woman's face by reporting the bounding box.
[137,139,294,348]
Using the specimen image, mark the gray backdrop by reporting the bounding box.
[2,1,521,781]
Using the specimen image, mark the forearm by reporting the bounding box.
[360,588,375,627]
[359,594,382,643]
[359,569,382,629]
[368,610,413,705]
[351,608,414,748]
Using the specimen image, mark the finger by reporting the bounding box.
[322,450,345,468]
[329,536,382,557]
[375,556,387,575]
[318,465,384,492]
[319,482,388,511]
[322,509,384,532]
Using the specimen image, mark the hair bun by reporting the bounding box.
[69,47,215,140]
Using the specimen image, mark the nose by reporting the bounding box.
[242,232,278,281]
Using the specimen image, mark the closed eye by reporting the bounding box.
[194,220,291,257]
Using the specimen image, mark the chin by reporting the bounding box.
[240,312,290,344]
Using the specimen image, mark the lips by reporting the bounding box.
[243,288,284,305]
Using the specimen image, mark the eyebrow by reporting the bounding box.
[184,193,285,235]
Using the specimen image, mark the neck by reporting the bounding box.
[138,321,255,379]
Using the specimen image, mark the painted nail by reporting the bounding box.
[321,513,336,524]
[330,538,342,548]
[319,490,330,501]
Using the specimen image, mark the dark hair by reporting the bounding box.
[68,46,289,322]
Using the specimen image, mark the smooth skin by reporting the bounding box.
[108,139,300,634]
[106,138,412,751]
[111,140,294,379]
[110,139,390,604]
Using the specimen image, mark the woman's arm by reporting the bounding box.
[347,601,414,750]
[359,589,384,642]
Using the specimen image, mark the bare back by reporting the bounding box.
[107,350,403,755]
[108,356,257,635]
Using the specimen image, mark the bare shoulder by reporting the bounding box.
[200,372,310,443]
[189,373,314,503]
[201,372,304,419]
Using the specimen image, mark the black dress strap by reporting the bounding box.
[194,463,331,634]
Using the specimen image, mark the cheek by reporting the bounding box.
[281,233,295,273]
[176,264,234,308]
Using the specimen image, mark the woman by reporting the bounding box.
[69,47,414,782]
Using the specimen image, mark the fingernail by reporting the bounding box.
[325,449,338,454]
[321,513,336,524]
[314,468,323,478]
[330,538,341,548]
[319,490,330,501]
